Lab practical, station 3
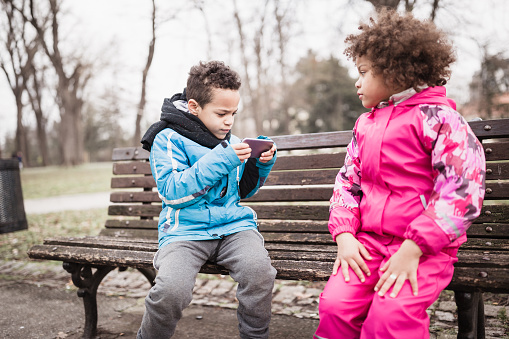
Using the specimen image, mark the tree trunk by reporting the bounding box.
[133,0,156,145]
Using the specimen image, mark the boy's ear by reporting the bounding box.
[188,99,200,116]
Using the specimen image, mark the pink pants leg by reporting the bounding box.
[314,233,456,339]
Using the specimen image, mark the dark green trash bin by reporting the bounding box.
[0,158,28,234]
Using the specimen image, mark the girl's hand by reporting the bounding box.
[232,143,251,162]
[375,239,422,298]
[259,144,276,163]
[333,232,372,283]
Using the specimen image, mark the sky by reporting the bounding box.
[1,0,508,147]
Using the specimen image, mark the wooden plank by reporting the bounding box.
[485,162,509,180]
[245,204,330,220]
[270,130,353,151]
[262,232,334,245]
[99,228,157,239]
[484,181,509,199]
[27,244,155,269]
[460,238,509,251]
[258,220,329,233]
[272,153,344,171]
[110,191,159,203]
[105,219,158,229]
[483,141,509,161]
[448,267,509,293]
[469,118,509,139]
[244,187,333,202]
[476,205,509,223]
[466,223,509,238]
[265,169,338,186]
[113,162,151,175]
[108,205,161,217]
[111,176,156,189]
[112,147,150,161]
[42,236,158,252]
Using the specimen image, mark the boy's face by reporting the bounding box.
[355,55,395,109]
[189,88,240,139]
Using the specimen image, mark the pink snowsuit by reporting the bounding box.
[315,87,486,339]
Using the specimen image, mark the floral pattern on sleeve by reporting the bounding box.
[420,105,486,242]
[328,131,363,238]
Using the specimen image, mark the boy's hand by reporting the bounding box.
[375,239,422,298]
[333,232,372,282]
[259,144,276,163]
[232,143,251,162]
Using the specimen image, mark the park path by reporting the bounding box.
[24,191,110,214]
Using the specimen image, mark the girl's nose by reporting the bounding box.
[355,78,361,88]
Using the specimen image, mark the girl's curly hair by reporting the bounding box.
[187,60,241,107]
[344,8,456,91]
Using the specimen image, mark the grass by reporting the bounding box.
[0,208,107,261]
[0,163,112,262]
[20,162,112,199]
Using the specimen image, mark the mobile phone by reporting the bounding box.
[241,138,274,158]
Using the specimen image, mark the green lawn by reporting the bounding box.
[1,162,112,261]
[0,208,107,261]
[20,162,112,199]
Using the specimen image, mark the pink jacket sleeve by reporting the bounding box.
[404,106,486,255]
[328,132,363,240]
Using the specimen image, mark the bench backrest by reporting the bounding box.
[105,118,509,287]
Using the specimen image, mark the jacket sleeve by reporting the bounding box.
[328,132,363,240]
[150,130,241,210]
[239,136,277,199]
[404,106,486,255]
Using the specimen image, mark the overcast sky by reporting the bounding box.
[1,0,508,147]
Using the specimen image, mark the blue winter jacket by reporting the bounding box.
[150,128,276,249]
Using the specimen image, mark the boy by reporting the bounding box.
[138,60,277,339]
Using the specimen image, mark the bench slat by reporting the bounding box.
[113,162,152,175]
[271,131,352,150]
[272,153,344,171]
[470,118,509,139]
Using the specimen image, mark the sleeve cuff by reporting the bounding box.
[404,213,451,256]
[328,207,361,241]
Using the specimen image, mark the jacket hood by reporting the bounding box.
[141,88,231,151]
[398,86,456,110]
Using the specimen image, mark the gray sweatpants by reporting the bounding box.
[137,229,277,339]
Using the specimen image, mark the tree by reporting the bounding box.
[0,0,31,165]
[362,0,441,20]
[133,0,156,146]
[465,52,509,119]
[14,0,93,166]
[288,51,364,134]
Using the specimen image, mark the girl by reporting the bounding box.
[315,9,485,339]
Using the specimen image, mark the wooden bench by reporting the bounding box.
[28,118,509,339]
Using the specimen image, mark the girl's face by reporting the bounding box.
[355,56,395,109]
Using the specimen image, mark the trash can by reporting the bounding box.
[0,158,28,234]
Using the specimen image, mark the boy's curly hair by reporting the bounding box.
[344,8,456,91]
[187,60,241,107]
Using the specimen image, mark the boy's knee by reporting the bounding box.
[237,259,276,287]
[147,277,193,307]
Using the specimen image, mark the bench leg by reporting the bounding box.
[63,262,115,339]
[137,267,156,286]
[454,291,485,339]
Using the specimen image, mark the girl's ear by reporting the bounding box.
[188,99,200,116]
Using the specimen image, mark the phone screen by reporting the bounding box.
[241,138,274,158]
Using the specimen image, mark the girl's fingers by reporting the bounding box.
[389,276,405,298]
[347,259,366,283]
[409,275,419,296]
[341,260,351,282]
[332,259,340,276]
[375,272,395,296]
